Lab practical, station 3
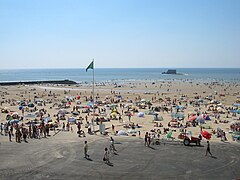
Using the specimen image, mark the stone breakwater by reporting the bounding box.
[0,80,77,86]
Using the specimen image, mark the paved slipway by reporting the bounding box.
[0,132,240,180]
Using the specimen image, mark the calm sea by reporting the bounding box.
[0,68,239,83]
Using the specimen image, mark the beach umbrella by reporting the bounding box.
[10,119,19,124]
[167,131,172,139]
[201,131,211,140]
[137,112,145,117]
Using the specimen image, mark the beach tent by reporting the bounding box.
[233,103,240,108]
[171,112,185,119]
[153,114,163,121]
[111,112,117,119]
[37,102,43,106]
[117,130,128,136]
[124,104,129,108]
[61,99,67,103]
[83,105,90,109]
[137,112,145,117]
[68,117,76,123]
[145,110,155,115]
[75,100,81,105]
[44,117,52,123]
[196,116,205,124]
[232,109,240,114]
[128,129,138,134]
[28,103,34,108]
[72,111,80,116]
[175,106,184,110]
[58,109,68,115]
[24,113,36,118]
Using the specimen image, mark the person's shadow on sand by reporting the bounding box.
[206,155,217,159]
[105,161,114,167]
[148,146,156,150]
[85,157,93,161]
[210,156,217,159]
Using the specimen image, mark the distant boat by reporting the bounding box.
[162,69,183,75]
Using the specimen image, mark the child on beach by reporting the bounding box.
[84,141,89,158]
[103,148,110,163]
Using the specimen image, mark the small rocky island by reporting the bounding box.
[162,69,183,75]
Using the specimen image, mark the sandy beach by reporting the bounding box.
[0,80,240,180]
[1,80,239,143]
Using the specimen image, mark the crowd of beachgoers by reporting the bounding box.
[0,80,240,146]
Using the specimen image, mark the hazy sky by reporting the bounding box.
[0,0,240,69]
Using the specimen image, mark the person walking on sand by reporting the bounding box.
[8,129,12,142]
[205,141,213,157]
[84,141,89,158]
[103,147,110,164]
[144,132,149,146]
[128,114,131,122]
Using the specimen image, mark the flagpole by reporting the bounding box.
[92,58,95,133]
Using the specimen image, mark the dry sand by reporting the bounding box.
[0,80,239,143]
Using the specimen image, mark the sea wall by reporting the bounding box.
[0,80,77,86]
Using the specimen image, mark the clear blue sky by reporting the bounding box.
[0,0,240,69]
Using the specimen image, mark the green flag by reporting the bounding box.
[86,61,94,72]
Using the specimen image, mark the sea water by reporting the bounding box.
[0,68,239,83]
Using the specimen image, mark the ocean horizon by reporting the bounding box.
[0,68,239,83]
